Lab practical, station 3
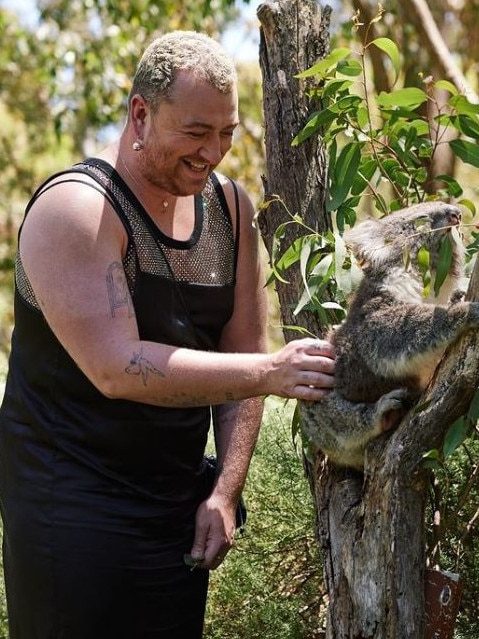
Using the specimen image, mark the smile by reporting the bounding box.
[185,160,208,172]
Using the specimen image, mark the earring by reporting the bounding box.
[132,139,144,151]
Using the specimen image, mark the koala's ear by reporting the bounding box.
[344,219,390,266]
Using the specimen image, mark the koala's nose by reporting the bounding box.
[449,209,461,226]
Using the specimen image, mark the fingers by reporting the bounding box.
[186,501,235,571]
[303,337,336,360]
[293,377,334,401]
[188,518,208,569]
[186,541,232,571]
[270,337,336,400]
[208,549,230,571]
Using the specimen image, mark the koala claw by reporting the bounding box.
[373,388,411,433]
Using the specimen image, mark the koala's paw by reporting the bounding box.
[373,388,410,433]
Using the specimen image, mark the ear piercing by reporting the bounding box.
[132,139,144,151]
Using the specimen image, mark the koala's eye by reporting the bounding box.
[413,217,429,229]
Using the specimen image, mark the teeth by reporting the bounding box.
[188,161,207,171]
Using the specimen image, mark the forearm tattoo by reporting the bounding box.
[125,347,165,386]
[106,261,134,318]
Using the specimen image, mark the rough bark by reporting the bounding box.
[258,0,331,341]
[312,269,479,638]
[257,1,479,637]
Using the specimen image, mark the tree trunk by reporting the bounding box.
[257,1,479,637]
[257,0,331,342]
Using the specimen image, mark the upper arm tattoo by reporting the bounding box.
[106,261,134,318]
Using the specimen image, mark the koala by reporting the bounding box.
[301,201,479,470]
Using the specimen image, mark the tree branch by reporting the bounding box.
[404,0,478,103]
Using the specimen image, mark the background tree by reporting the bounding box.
[258,0,479,636]
[0,0,264,363]
[2,0,479,636]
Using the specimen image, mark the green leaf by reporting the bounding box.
[433,234,453,296]
[417,245,430,273]
[443,416,469,458]
[423,448,441,460]
[336,58,363,77]
[418,249,431,293]
[310,253,334,277]
[299,238,313,292]
[448,94,479,116]
[335,200,359,233]
[466,388,479,424]
[393,119,430,139]
[450,138,479,168]
[356,105,370,130]
[295,48,351,79]
[275,237,307,272]
[294,253,335,316]
[458,198,477,216]
[292,108,337,146]
[456,114,479,140]
[377,87,428,109]
[329,94,363,114]
[321,78,354,99]
[434,80,458,96]
[327,142,362,212]
[321,301,345,310]
[434,174,463,198]
[351,158,377,196]
[294,287,314,316]
[371,37,400,83]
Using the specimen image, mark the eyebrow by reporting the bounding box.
[183,120,240,130]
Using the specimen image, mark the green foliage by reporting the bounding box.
[9,0,241,153]
[293,39,479,217]
[204,398,326,639]
[262,9,479,634]
[267,8,479,336]
[266,14,479,335]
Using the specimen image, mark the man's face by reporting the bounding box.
[138,71,239,196]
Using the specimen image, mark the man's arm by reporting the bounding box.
[20,179,335,407]
[188,178,267,569]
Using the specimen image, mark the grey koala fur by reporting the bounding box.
[301,201,479,470]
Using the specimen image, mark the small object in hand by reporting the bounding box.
[183,553,204,571]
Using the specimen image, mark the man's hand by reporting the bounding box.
[186,494,236,571]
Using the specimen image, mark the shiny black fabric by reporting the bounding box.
[0,160,238,638]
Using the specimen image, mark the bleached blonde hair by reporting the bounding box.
[129,30,237,110]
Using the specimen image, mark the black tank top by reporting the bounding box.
[0,158,240,505]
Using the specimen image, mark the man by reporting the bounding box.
[0,31,335,638]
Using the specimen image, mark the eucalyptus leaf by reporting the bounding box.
[450,138,479,168]
[448,94,479,116]
[336,58,363,77]
[434,80,458,95]
[433,234,453,297]
[327,142,362,211]
[443,416,469,458]
[370,37,400,84]
[292,108,337,146]
[466,388,479,424]
[295,47,351,79]
[377,87,428,109]
[434,174,463,198]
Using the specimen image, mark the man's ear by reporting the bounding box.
[129,94,149,139]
